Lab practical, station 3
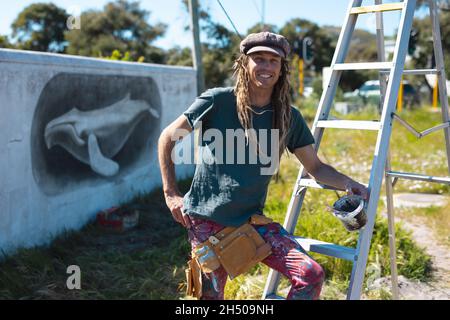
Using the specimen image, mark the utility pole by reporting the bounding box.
[188,0,205,95]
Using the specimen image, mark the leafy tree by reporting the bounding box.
[166,47,193,67]
[410,10,450,102]
[0,35,12,48]
[246,23,278,34]
[11,3,69,52]
[65,0,166,63]
[280,18,335,72]
[412,0,450,71]
[343,29,379,91]
[174,0,241,88]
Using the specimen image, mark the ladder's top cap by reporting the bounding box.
[240,32,290,59]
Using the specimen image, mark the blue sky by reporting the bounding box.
[0,0,426,49]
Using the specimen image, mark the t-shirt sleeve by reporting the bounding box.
[183,89,216,129]
[286,107,315,153]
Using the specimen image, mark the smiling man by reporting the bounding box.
[158,32,368,300]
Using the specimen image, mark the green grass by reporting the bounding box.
[0,105,447,300]
[0,180,193,300]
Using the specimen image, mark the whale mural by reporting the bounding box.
[44,93,160,177]
[31,72,163,196]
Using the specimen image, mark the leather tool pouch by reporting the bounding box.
[186,214,273,298]
[192,241,221,273]
[211,223,272,279]
[185,258,202,299]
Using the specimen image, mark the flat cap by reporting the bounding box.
[240,32,291,59]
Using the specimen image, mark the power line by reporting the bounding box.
[216,0,242,40]
[251,0,262,18]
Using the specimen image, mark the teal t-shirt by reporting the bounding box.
[182,87,314,227]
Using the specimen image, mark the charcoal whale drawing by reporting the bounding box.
[44,93,160,177]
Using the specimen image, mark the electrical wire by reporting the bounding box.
[216,0,243,40]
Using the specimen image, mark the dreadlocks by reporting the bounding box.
[232,53,292,159]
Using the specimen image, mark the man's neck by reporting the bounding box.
[249,86,273,108]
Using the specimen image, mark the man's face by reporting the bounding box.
[247,51,282,91]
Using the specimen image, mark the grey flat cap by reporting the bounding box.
[240,32,291,58]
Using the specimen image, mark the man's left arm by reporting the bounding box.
[293,145,369,200]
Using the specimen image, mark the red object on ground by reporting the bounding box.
[96,206,139,232]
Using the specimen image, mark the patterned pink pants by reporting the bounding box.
[187,216,325,300]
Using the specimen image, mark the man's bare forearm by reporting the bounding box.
[311,162,354,190]
[158,130,180,196]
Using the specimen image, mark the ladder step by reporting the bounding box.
[299,178,344,191]
[380,68,439,75]
[264,294,285,300]
[334,62,392,71]
[350,2,404,15]
[403,68,438,75]
[386,171,450,184]
[317,120,381,130]
[294,237,357,261]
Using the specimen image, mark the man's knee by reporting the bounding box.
[304,260,325,286]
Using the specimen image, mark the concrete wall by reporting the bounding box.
[0,49,197,254]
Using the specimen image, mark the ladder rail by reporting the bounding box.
[429,0,450,176]
[347,0,417,300]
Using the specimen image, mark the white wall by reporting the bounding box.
[0,49,197,255]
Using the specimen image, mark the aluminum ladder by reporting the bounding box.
[262,0,450,300]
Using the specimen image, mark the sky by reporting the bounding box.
[0,0,428,50]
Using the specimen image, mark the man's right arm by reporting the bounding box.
[158,115,193,227]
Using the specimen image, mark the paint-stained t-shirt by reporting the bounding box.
[182,87,314,227]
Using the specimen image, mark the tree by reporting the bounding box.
[173,0,241,88]
[280,19,335,72]
[410,11,450,102]
[0,35,12,48]
[342,29,379,91]
[65,0,167,63]
[166,47,193,67]
[246,23,278,34]
[11,3,69,52]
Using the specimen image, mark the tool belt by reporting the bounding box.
[185,214,273,298]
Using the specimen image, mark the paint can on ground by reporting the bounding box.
[96,206,140,232]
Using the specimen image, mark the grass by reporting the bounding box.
[0,180,193,299]
[0,104,447,300]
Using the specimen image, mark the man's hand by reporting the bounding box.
[345,180,369,201]
[158,115,193,228]
[164,191,191,228]
[293,145,370,201]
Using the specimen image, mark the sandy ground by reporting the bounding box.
[373,193,450,300]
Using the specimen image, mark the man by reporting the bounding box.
[158,32,368,300]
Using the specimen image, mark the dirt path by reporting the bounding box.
[392,216,450,300]
[376,193,450,300]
